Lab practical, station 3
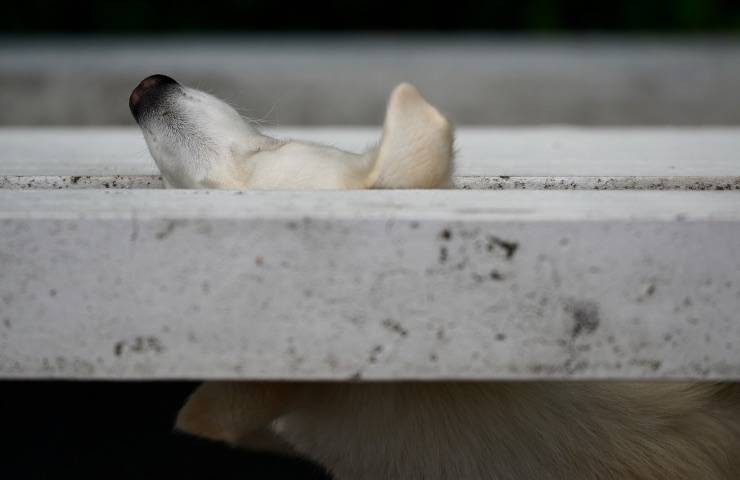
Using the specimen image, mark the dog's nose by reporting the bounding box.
[129,74,179,121]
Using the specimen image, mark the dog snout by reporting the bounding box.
[129,74,180,121]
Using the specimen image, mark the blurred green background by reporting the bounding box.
[4,0,740,32]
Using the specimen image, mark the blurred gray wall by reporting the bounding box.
[2,36,740,126]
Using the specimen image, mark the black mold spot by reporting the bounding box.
[368,345,383,363]
[436,328,446,341]
[114,336,165,356]
[486,236,519,259]
[495,333,507,341]
[439,229,452,241]
[631,359,662,371]
[565,300,600,338]
[49,289,57,297]
[439,246,448,264]
[473,270,505,283]
[155,220,180,240]
[382,318,408,337]
[133,336,164,353]
[70,176,81,184]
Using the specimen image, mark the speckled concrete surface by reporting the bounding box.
[1,189,739,380]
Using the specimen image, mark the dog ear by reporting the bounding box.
[175,381,294,445]
[367,83,454,189]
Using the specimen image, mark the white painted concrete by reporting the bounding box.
[2,128,738,379]
[2,127,739,177]
[1,190,739,380]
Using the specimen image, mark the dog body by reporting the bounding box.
[177,381,740,480]
[130,76,740,479]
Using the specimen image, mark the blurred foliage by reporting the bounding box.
[3,0,740,32]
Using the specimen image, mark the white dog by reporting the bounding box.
[130,75,740,479]
[129,74,452,190]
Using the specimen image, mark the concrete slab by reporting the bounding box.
[1,189,739,380]
[1,126,739,176]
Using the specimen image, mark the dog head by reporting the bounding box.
[130,75,454,189]
[129,74,268,188]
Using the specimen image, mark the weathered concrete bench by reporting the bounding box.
[1,128,739,380]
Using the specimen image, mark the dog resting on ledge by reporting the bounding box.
[129,75,452,190]
[130,75,740,480]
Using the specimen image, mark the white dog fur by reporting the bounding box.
[133,78,452,190]
[131,76,740,479]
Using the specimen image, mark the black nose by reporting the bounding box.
[129,74,180,121]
